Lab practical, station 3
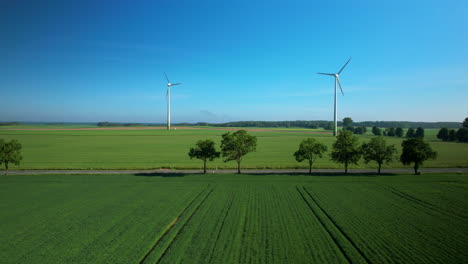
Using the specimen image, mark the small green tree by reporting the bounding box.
[220,130,257,174]
[463,117,468,128]
[456,128,468,142]
[342,117,353,129]
[448,129,457,141]
[400,138,437,174]
[0,139,23,175]
[395,127,404,137]
[414,127,425,138]
[387,127,396,136]
[294,138,327,174]
[372,126,382,136]
[331,131,361,174]
[436,128,449,141]
[406,128,415,138]
[361,137,397,174]
[188,139,220,173]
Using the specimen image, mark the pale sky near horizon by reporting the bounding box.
[1,0,467,123]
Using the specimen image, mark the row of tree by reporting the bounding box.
[188,130,437,175]
[437,118,468,142]
[371,126,425,138]
[0,139,23,175]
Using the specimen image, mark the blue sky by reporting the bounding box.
[1,0,467,123]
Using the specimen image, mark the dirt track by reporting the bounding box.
[1,126,332,134]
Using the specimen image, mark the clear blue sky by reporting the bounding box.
[1,0,467,123]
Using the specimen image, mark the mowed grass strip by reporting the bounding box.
[0,128,467,170]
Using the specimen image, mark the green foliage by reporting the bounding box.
[294,138,327,174]
[0,139,23,175]
[361,137,397,174]
[2,173,468,263]
[188,139,220,173]
[400,138,437,174]
[463,117,468,128]
[331,131,361,174]
[386,127,396,136]
[372,126,382,136]
[437,128,449,141]
[220,130,257,173]
[395,127,404,137]
[406,128,415,138]
[456,128,468,142]
[414,127,425,138]
[353,126,367,134]
[448,129,457,141]
[342,117,353,128]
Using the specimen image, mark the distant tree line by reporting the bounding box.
[436,117,468,142]
[0,122,20,126]
[97,122,148,127]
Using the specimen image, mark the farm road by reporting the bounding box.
[5,168,468,175]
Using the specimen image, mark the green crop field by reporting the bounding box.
[1,173,467,263]
[0,127,467,170]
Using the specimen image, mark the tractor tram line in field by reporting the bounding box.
[138,185,214,264]
[206,196,235,264]
[378,185,467,220]
[296,186,370,264]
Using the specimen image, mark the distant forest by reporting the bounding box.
[95,120,462,129]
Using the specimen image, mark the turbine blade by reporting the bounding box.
[337,77,344,96]
[338,57,352,75]
[164,72,170,83]
[317,73,335,76]
[171,83,182,86]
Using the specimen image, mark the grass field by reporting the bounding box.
[1,173,467,263]
[0,127,467,170]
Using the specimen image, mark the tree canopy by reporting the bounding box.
[188,139,220,173]
[400,138,437,174]
[294,138,327,174]
[0,139,23,175]
[220,130,257,174]
[361,137,397,174]
[331,131,361,174]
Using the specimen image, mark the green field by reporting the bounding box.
[1,173,467,263]
[0,127,467,170]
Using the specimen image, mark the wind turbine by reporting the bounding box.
[317,58,352,136]
[164,72,181,130]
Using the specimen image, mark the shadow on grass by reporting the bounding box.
[133,172,189,177]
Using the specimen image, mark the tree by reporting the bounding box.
[361,137,397,174]
[323,122,333,130]
[406,128,415,138]
[372,126,382,136]
[294,138,327,174]
[463,117,468,128]
[456,128,468,142]
[448,129,457,141]
[395,127,404,137]
[0,139,23,175]
[353,126,367,135]
[220,130,257,174]
[331,131,361,174]
[387,127,396,137]
[414,127,425,138]
[400,138,437,174]
[188,139,220,173]
[342,117,353,129]
[436,128,449,141]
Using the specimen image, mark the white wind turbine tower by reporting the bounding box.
[317,58,352,136]
[164,72,181,130]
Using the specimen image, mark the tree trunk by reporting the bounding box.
[4,162,8,176]
[309,161,312,175]
[203,160,207,174]
[237,160,241,174]
[345,162,348,175]
[378,163,381,175]
[414,163,419,175]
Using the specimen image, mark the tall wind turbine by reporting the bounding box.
[164,72,181,130]
[317,58,352,136]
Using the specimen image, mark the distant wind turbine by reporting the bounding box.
[317,58,352,136]
[164,72,181,130]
